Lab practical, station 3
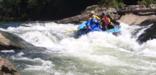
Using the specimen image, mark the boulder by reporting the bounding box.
[0,57,20,75]
[0,30,34,50]
[119,13,156,25]
[137,19,156,43]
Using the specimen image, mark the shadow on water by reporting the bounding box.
[0,46,50,60]
[0,48,52,68]
[0,22,24,29]
[0,21,55,29]
[0,50,18,58]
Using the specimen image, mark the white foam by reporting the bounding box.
[24,58,54,72]
[0,50,15,53]
[2,21,156,74]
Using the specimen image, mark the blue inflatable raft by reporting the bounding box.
[75,21,121,38]
[106,25,120,33]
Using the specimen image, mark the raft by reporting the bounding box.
[75,21,121,38]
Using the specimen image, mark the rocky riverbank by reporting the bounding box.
[119,13,156,25]
[56,4,156,25]
[55,5,120,24]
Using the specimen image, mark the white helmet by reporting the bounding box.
[90,11,95,14]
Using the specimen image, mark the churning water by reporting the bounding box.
[1,22,156,75]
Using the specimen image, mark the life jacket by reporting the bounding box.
[87,18,101,31]
[93,15,100,20]
[102,16,111,26]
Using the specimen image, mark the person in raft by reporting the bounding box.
[85,11,102,31]
[100,12,120,31]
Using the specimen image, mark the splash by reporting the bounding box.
[2,22,156,75]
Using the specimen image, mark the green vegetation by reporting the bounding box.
[98,0,125,8]
[0,0,155,21]
[0,0,92,21]
[138,0,156,6]
[98,0,156,8]
[0,0,49,20]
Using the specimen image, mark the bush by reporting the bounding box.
[98,0,125,8]
[138,0,156,7]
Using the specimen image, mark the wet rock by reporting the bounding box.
[0,57,20,75]
[0,30,34,50]
[137,19,156,43]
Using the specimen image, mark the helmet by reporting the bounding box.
[90,11,95,14]
[88,11,95,17]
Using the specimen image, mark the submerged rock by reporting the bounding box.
[0,57,20,75]
[0,30,35,50]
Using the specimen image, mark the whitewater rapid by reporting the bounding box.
[1,22,156,75]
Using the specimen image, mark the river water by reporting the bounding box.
[1,22,156,75]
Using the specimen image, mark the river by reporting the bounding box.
[1,22,156,75]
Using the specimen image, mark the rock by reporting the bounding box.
[119,13,156,43]
[119,13,156,25]
[55,5,120,24]
[0,57,20,75]
[0,30,34,50]
[137,19,156,43]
